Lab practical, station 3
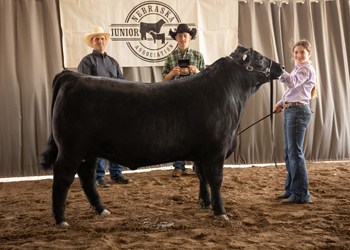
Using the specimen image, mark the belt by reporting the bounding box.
[283,102,306,109]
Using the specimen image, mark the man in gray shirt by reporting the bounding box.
[78,26,131,187]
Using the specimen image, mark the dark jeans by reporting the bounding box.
[96,158,123,181]
[173,161,186,172]
[283,105,312,203]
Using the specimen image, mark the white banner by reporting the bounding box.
[59,0,238,67]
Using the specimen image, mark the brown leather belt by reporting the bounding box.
[283,102,306,109]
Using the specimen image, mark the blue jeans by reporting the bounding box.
[283,105,312,203]
[96,158,123,181]
[173,161,186,172]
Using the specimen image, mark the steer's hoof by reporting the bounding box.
[55,221,69,227]
[100,209,110,216]
[203,205,212,210]
[200,199,212,210]
[214,214,229,221]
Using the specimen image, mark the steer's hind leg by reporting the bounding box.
[52,155,81,226]
[77,157,108,216]
[201,159,228,221]
[194,162,211,209]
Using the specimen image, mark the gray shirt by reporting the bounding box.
[78,50,124,79]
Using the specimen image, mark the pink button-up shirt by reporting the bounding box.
[277,61,316,106]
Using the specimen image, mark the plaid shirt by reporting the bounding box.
[162,47,206,80]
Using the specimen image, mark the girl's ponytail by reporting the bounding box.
[309,60,317,99]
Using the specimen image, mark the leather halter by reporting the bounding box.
[228,54,272,80]
[245,58,272,81]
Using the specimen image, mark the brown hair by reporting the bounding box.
[293,39,317,99]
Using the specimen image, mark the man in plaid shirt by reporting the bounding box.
[162,23,206,177]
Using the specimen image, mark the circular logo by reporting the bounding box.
[110,1,182,63]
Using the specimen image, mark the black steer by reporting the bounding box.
[40,45,284,226]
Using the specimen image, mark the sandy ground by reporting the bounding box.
[1,161,350,250]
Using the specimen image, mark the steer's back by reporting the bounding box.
[52,71,233,168]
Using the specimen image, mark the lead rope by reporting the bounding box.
[237,111,276,136]
[237,80,278,169]
[270,78,278,169]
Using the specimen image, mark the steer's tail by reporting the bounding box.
[39,70,70,170]
[39,134,58,170]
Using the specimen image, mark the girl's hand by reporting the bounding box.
[273,103,283,114]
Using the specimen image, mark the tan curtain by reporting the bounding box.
[0,0,63,177]
[230,0,350,165]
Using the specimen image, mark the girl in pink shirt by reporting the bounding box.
[273,40,317,204]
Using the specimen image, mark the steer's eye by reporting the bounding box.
[256,57,263,64]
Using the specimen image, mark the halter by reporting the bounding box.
[245,58,272,81]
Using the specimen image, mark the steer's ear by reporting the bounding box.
[242,50,251,64]
[233,45,248,54]
[230,52,248,65]
[230,46,251,66]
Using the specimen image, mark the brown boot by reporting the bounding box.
[172,170,183,177]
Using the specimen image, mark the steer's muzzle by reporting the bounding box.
[270,62,285,80]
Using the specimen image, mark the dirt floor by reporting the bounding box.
[1,161,350,249]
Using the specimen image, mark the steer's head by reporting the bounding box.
[230,45,285,81]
